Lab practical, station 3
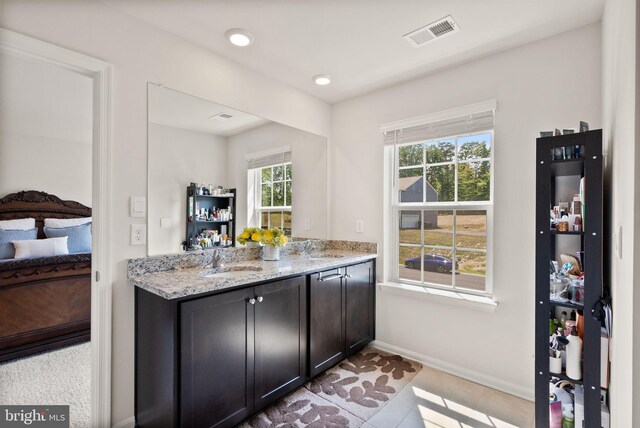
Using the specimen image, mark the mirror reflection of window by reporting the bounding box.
[247,150,292,237]
[258,162,292,236]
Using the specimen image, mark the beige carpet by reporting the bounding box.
[242,347,421,427]
[0,342,91,428]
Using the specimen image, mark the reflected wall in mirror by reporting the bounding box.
[147,84,327,255]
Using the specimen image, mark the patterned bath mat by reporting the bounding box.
[242,347,422,427]
[306,347,422,420]
[239,388,365,428]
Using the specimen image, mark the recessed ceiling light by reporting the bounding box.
[225,28,254,47]
[313,74,331,86]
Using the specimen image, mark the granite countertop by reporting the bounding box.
[129,245,377,300]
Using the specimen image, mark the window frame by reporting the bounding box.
[254,162,292,234]
[389,130,494,297]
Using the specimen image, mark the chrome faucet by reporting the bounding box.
[209,249,224,269]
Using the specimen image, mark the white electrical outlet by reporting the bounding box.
[130,224,146,246]
[160,217,172,229]
[356,219,364,233]
[304,218,311,230]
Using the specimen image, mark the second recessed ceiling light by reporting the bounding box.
[313,74,332,86]
[225,28,254,47]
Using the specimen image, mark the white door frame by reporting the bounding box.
[0,28,113,428]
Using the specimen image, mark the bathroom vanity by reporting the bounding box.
[129,241,376,428]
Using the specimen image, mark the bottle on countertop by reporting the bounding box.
[566,326,582,380]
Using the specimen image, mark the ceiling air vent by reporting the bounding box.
[403,15,460,47]
[209,112,233,120]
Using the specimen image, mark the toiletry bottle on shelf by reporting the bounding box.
[566,326,582,380]
[577,312,584,340]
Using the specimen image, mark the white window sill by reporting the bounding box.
[377,281,498,312]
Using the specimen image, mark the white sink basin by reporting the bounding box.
[203,266,263,279]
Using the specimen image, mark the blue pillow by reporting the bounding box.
[0,228,38,259]
[44,222,92,254]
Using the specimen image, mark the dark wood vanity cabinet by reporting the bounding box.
[345,261,375,354]
[136,276,306,428]
[309,260,376,377]
[136,260,374,428]
[309,267,346,377]
[180,287,255,428]
[253,277,307,409]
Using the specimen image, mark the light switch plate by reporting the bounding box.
[304,218,311,230]
[130,224,146,246]
[130,196,146,218]
[160,218,172,229]
[356,219,364,233]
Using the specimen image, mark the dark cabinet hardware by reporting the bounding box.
[318,273,343,282]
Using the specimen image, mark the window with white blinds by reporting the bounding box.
[382,100,496,296]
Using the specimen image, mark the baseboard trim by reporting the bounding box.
[371,340,534,402]
[112,416,135,428]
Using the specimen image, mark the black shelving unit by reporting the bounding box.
[536,130,604,427]
[186,183,236,248]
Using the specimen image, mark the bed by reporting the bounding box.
[0,191,92,362]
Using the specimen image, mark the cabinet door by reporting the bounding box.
[254,276,307,409]
[345,261,375,355]
[309,268,345,377]
[180,287,255,428]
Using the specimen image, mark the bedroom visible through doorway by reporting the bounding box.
[0,31,111,427]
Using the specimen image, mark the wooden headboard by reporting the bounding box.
[0,191,92,239]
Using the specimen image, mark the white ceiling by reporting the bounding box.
[148,84,269,137]
[104,0,604,104]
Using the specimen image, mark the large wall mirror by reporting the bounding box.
[147,84,327,255]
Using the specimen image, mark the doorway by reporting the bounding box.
[0,29,112,427]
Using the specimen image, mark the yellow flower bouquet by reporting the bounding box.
[237,227,263,246]
[260,227,288,248]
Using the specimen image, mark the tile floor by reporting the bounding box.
[364,365,535,428]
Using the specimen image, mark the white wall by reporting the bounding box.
[148,123,227,255]
[0,52,93,206]
[602,0,637,424]
[330,23,602,398]
[227,122,327,239]
[0,1,331,424]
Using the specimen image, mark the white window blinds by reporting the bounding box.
[381,100,497,145]
[246,146,292,169]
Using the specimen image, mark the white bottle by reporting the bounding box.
[566,326,582,380]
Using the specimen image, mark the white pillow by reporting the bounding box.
[12,237,69,259]
[0,218,36,230]
[44,217,92,228]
